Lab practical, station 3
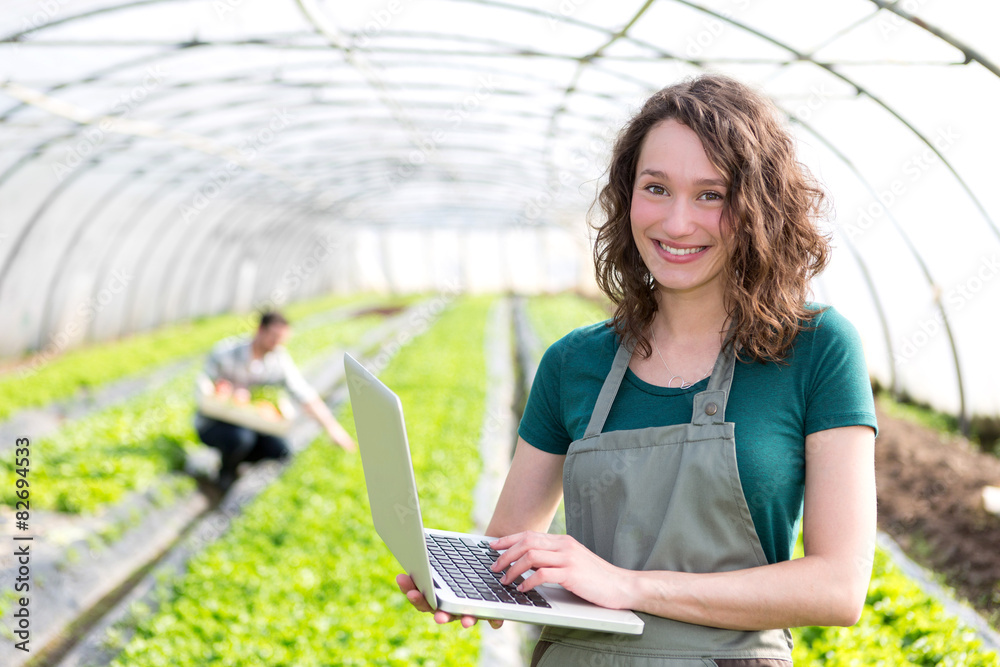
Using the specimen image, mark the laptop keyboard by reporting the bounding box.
[426,534,551,608]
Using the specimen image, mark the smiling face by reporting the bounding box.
[630,119,731,300]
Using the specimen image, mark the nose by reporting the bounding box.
[659,198,699,239]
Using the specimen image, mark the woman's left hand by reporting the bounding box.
[488,531,633,610]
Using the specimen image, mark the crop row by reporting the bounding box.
[104,297,495,666]
[525,292,610,352]
[524,294,998,665]
[0,309,392,514]
[0,292,380,421]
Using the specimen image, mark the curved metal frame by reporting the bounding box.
[0,0,995,424]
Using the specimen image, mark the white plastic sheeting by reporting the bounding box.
[1,0,998,421]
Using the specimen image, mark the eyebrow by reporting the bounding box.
[637,169,727,188]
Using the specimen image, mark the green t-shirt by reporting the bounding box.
[518,305,878,565]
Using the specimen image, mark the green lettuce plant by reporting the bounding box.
[107,297,493,666]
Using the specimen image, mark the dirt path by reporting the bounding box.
[875,403,1000,628]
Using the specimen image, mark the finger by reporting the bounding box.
[490,535,536,572]
[501,549,565,586]
[396,573,423,597]
[491,532,562,572]
[488,532,526,550]
[397,574,435,612]
[405,588,434,612]
[433,610,457,624]
[396,573,415,591]
[489,619,504,629]
[517,566,563,593]
[490,546,519,574]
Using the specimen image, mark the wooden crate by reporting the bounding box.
[197,378,296,437]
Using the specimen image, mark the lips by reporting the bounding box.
[656,240,707,256]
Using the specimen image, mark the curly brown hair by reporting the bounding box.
[593,73,830,363]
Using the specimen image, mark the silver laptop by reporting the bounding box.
[344,353,644,635]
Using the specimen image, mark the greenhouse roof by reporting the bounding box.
[1,0,998,421]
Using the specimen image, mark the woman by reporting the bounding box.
[400,74,877,666]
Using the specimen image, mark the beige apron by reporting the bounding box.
[531,339,794,666]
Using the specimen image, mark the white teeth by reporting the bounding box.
[657,241,705,256]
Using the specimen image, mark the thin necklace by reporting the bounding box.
[650,328,713,389]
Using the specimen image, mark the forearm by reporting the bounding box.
[303,398,354,446]
[486,485,559,537]
[621,553,869,630]
[486,438,565,537]
[303,396,334,427]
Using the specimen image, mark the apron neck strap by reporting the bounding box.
[583,332,740,438]
[691,338,737,426]
[583,337,634,438]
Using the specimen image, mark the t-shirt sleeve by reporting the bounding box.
[518,339,573,455]
[203,343,224,381]
[804,307,878,438]
[278,348,319,404]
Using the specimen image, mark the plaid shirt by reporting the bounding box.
[195,336,318,430]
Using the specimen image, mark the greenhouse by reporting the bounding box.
[1,0,999,665]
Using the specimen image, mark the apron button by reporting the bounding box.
[705,402,718,416]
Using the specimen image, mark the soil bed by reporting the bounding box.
[875,402,1000,628]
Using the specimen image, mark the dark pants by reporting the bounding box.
[197,417,290,476]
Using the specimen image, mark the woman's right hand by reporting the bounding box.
[396,574,504,629]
